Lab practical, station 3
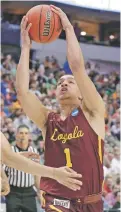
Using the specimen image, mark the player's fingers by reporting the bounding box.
[64,182,79,191]
[50,7,60,16]
[21,17,27,32]
[68,178,82,187]
[1,188,10,196]
[50,5,62,12]
[31,153,40,158]
[26,23,32,32]
[64,167,77,174]
[65,167,82,178]
[68,172,82,179]
[20,16,26,28]
[22,16,28,31]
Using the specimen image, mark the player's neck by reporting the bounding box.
[60,103,80,118]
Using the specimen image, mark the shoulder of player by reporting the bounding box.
[41,109,59,139]
[82,101,105,119]
[44,109,58,125]
[82,104,105,140]
[42,109,56,126]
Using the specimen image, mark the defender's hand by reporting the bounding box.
[1,178,10,196]
[53,167,82,191]
[50,5,72,31]
[19,151,40,162]
[21,16,32,48]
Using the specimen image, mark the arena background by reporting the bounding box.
[1,0,120,211]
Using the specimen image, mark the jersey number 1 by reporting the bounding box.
[64,148,72,168]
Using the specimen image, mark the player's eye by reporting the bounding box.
[58,82,61,85]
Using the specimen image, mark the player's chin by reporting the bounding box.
[59,93,70,100]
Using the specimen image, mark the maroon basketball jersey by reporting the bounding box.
[40,107,104,199]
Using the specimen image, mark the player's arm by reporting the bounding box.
[1,166,10,196]
[34,152,41,194]
[51,6,105,115]
[66,28,105,115]
[34,175,41,200]
[1,167,8,182]
[1,132,82,191]
[16,16,50,129]
[1,132,53,177]
[34,176,40,191]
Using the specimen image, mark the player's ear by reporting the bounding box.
[78,97,83,102]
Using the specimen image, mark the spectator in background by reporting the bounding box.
[30,82,42,99]
[48,73,57,86]
[105,184,120,208]
[37,64,47,86]
[103,175,113,195]
[85,62,92,74]
[1,74,11,100]
[2,54,13,71]
[112,191,121,210]
[111,120,120,140]
[13,112,32,130]
[110,146,120,175]
[51,56,60,71]
[0,98,7,118]
[44,56,51,71]
[2,54,17,74]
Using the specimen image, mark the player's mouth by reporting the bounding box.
[60,87,68,94]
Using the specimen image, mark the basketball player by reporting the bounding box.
[16,5,105,212]
[0,132,82,195]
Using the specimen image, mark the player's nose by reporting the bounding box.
[61,81,68,87]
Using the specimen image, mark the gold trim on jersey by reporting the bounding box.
[41,191,46,208]
[98,136,103,163]
[49,205,62,212]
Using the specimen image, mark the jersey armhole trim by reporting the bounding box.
[98,136,103,164]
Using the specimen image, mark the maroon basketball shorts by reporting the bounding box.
[42,193,103,212]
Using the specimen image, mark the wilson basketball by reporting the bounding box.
[26,5,62,43]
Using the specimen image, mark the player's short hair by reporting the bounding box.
[17,125,30,132]
[58,74,74,83]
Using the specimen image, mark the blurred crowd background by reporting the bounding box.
[1,0,120,212]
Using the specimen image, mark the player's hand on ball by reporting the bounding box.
[50,5,72,31]
[1,178,10,196]
[21,16,32,48]
[53,167,82,191]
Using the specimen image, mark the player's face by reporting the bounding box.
[16,128,30,145]
[56,75,81,103]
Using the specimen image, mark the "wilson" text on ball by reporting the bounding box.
[43,11,51,36]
